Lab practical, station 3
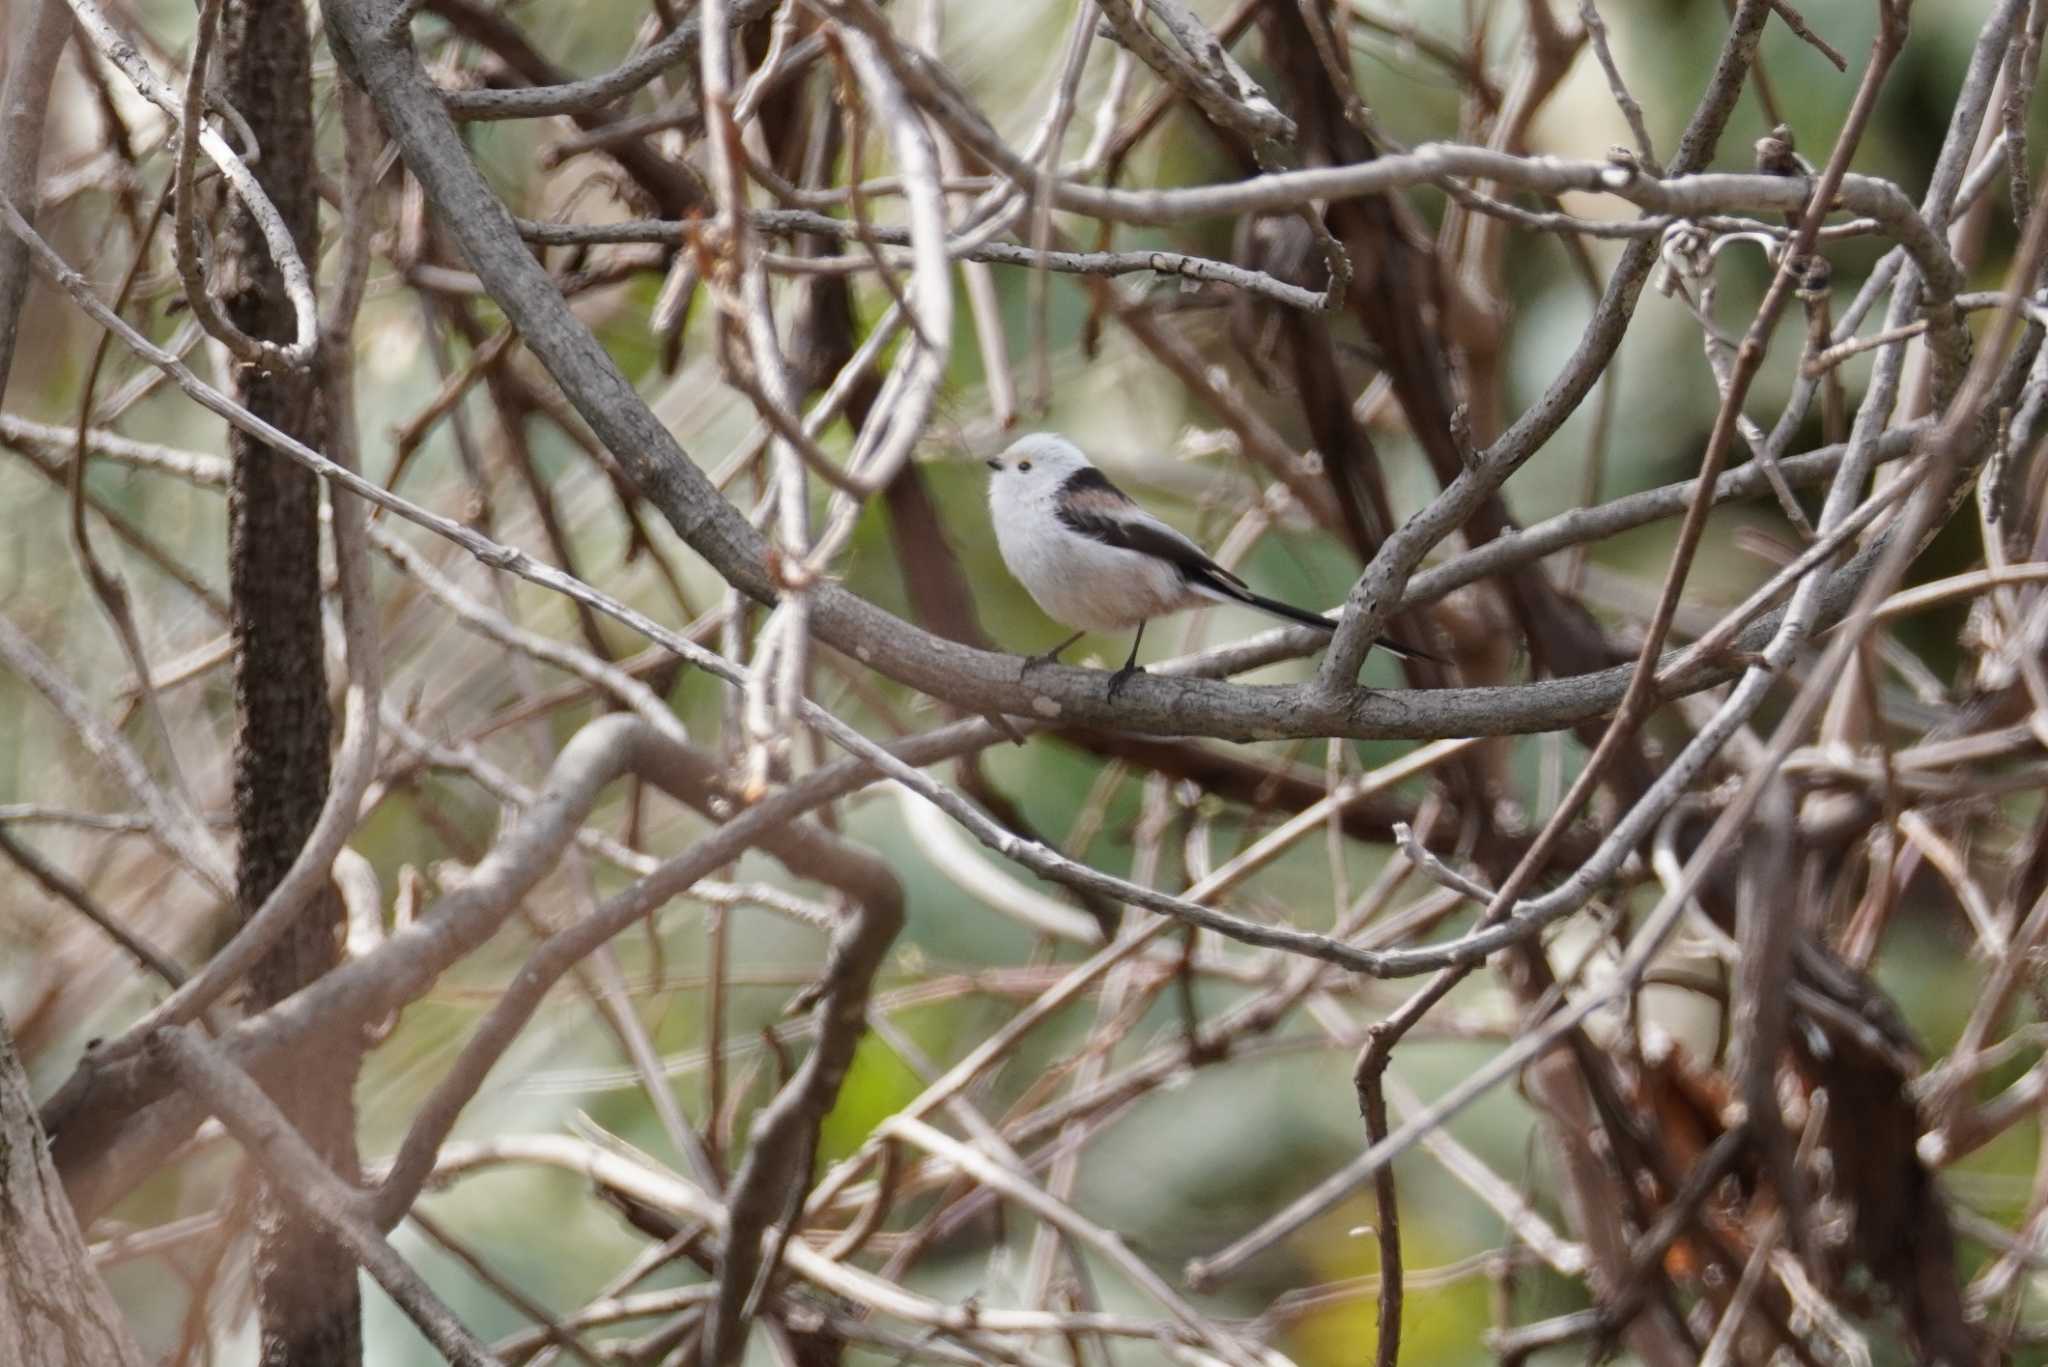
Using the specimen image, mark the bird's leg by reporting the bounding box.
[1022,629,1087,673]
[1106,621,1147,700]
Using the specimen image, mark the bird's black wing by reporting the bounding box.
[1052,466,1249,592]
[1053,468,1448,663]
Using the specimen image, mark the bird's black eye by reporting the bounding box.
[1018,460,1032,472]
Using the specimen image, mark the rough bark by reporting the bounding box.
[0,0,73,407]
[0,1011,150,1367]
[219,1,363,1363]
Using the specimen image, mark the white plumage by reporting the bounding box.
[987,435,1195,632]
[984,433,1438,695]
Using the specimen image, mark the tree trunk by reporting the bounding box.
[0,1011,150,1367]
[220,1,364,1363]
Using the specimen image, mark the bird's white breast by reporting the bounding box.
[990,477,1191,632]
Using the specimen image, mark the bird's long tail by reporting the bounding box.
[1207,580,1448,666]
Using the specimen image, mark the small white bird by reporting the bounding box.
[985,433,1440,696]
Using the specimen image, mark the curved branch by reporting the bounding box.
[4,177,1893,750]
[149,1028,502,1367]
[129,336,385,1033]
[432,0,777,122]
[63,0,319,369]
[517,210,1332,310]
[0,609,233,896]
[281,4,1897,749]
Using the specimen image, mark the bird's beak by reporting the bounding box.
[985,459,1002,472]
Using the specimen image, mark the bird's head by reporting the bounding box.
[984,433,1092,497]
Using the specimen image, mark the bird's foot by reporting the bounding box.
[1106,663,1145,700]
[1020,631,1087,677]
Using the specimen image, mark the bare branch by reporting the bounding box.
[148,1027,502,1367]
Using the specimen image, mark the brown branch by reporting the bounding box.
[0,0,73,403]
[147,1027,502,1367]
[420,0,712,216]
